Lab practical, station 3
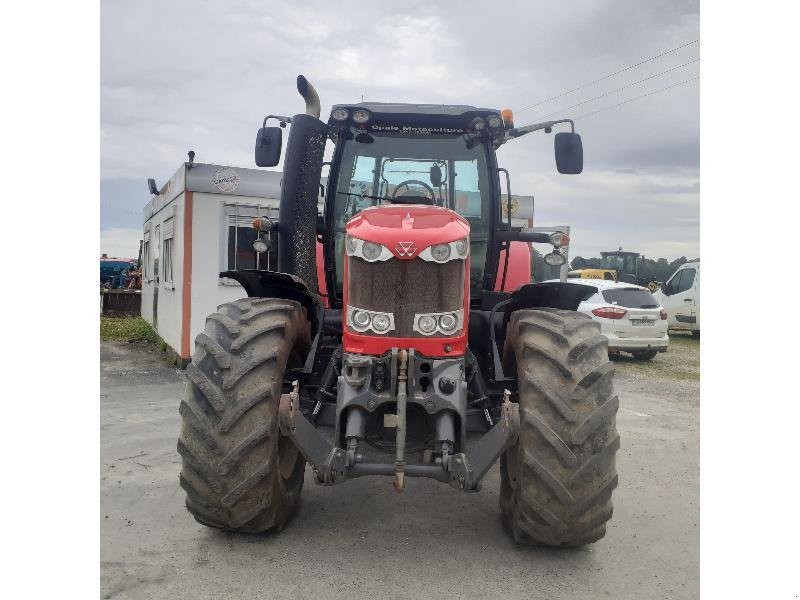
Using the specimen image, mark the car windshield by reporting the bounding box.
[601,288,659,308]
[331,128,492,295]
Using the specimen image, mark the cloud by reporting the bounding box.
[101,0,699,260]
[100,227,142,259]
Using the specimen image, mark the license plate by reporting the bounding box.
[630,319,655,326]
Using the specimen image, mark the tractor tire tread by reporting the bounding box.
[178,297,310,533]
[500,308,619,547]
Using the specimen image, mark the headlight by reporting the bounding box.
[544,251,566,266]
[414,310,464,336]
[345,236,393,262]
[549,231,570,247]
[331,108,349,122]
[362,241,383,261]
[430,243,451,262]
[252,237,269,253]
[417,315,438,334]
[487,114,503,129]
[418,238,469,263]
[438,313,458,332]
[347,306,395,334]
[351,310,371,329]
[471,117,486,131]
[371,313,391,333]
[352,109,371,124]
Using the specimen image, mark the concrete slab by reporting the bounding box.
[101,341,698,600]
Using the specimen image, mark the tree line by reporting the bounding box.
[569,254,699,283]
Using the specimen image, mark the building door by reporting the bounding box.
[153,224,160,330]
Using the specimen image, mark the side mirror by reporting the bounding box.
[255,127,282,167]
[147,178,159,195]
[554,132,583,174]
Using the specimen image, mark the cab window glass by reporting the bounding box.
[675,268,695,293]
[666,269,682,294]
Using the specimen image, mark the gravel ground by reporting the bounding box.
[101,337,699,600]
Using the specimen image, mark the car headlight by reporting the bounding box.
[414,310,464,336]
[347,306,395,334]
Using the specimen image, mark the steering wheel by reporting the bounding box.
[390,179,437,205]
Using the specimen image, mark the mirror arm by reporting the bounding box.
[262,114,293,128]
[507,118,575,140]
[496,228,553,244]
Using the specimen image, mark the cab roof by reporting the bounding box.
[331,102,500,118]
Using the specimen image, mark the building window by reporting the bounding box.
[223,202,279,274]
[162,217,175,287]
[142,231,151,280]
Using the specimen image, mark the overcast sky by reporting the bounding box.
[101,0,699,261]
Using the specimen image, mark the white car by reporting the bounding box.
[546,279,669,360]
[652,261,700,337]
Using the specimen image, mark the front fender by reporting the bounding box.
[506,281,597,314]
[219,269,323,337]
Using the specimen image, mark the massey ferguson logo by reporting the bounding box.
[395,241,417,257]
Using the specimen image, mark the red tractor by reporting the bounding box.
[178,76,619,547]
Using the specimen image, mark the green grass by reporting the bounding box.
[100,316,160,343]
[611,331,699,381]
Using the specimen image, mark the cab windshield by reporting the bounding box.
[331,128,492,295]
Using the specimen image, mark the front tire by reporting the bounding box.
[178,298,310,533]
[500,309,619,547]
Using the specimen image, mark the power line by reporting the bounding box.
[531,58,699,121]
[573,76,699,121]
[517,39,699,114]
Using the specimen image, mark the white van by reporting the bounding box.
[653,261,700,337]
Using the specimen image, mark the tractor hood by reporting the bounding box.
[346,204,470,259]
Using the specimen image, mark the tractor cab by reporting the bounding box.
[324,102,503,302]
[601,249,641,284]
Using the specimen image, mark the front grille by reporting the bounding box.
[348,256,465,337]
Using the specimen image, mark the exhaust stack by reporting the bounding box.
[296,75,321,118]
[276,75,326,293]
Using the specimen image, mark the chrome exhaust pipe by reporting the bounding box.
[296,75,321,119]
